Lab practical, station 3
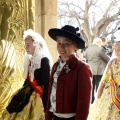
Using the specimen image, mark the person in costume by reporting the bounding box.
[45,25,92,120]
[87,41,120,120]
[0,29,52,120]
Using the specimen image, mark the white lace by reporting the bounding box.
[23,29,53,81]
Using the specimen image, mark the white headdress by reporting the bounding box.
[23,29,53,81]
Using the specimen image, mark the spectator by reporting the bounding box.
[101,37,109,54]
[85,38,110,103]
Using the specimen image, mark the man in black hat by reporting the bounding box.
[45,25,92,120]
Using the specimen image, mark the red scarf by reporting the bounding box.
[27,61,44,98]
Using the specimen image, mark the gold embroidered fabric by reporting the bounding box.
[0,91,45,120]
[88,60,120,120]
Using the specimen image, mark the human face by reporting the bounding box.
[25,36,35,55]
[56,36,77,62]
[102,41,107,46]
[114,42,120,60]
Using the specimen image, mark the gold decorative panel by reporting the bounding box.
[0,0,35,116]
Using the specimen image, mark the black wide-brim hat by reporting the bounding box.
[48,25,85,49]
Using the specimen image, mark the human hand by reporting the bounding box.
[97,94,101,99]
[97,92,102,99]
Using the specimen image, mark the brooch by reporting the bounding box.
[64,65,70,73]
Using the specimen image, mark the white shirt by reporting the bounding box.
[49,61,66,112]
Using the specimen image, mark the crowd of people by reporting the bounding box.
[0,24,119,120]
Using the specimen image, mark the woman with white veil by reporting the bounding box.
[0,29,53,120]
[88,41,120,120]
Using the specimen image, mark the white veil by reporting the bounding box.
[23,29,53,81]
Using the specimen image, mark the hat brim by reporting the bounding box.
[48,28,85,49]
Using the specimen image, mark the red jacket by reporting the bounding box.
[45,55,92,120]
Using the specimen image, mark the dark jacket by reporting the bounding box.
[24,57,50,111]
[45,55,92,120]
[6,57,50,113]
[34,57,50,111]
